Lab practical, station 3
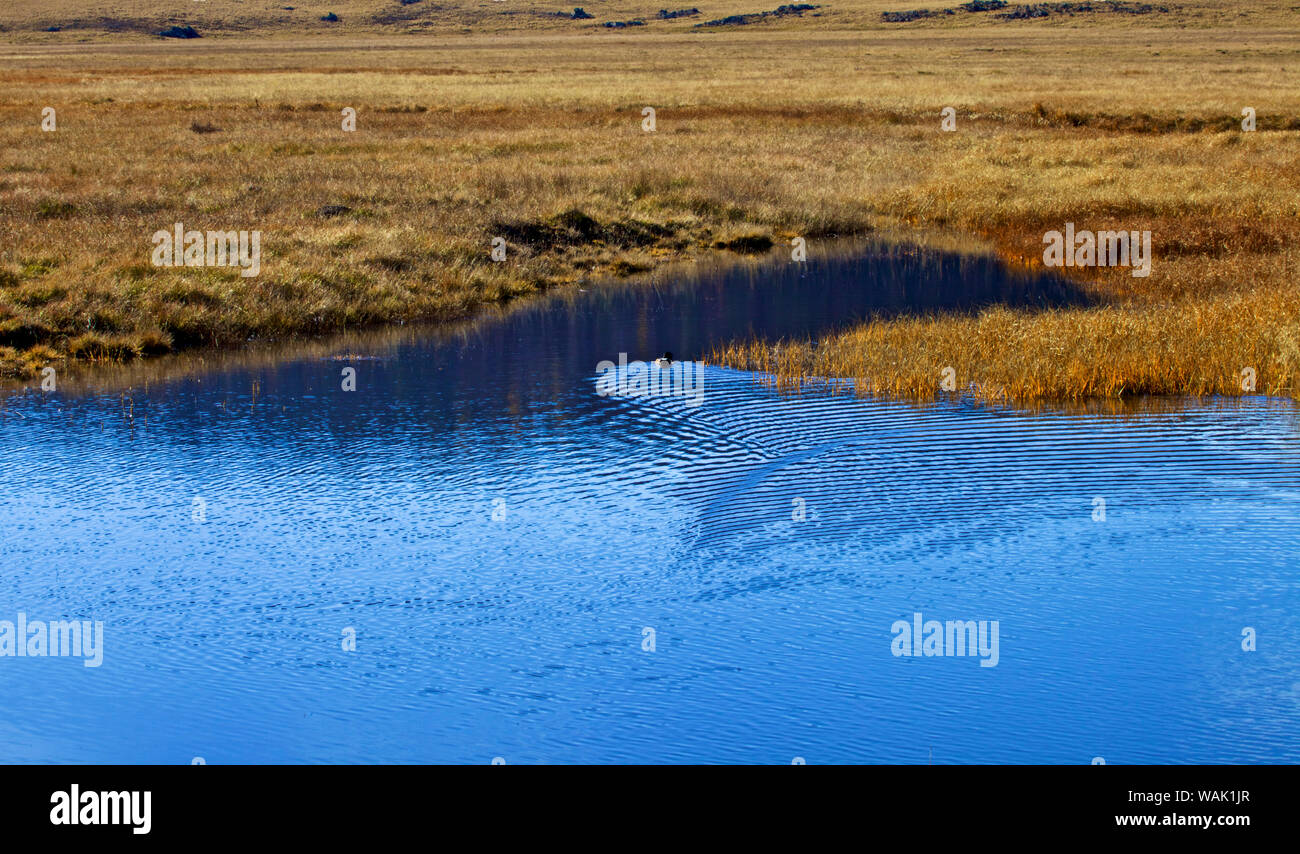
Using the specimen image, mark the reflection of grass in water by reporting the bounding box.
[0,2,1298,401]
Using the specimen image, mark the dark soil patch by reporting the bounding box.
[997,1,1170,18]
[712,234,775,254]
[697,4,820,26]
[492,209,674,253]
[159,25,201,38]
[882,0,1169,21]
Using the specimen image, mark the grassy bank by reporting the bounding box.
[1,3,1298,399]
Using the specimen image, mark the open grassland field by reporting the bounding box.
[1,0,1298,400]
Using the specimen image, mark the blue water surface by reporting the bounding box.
[1,244,1297,763]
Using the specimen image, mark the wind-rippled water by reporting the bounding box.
[1,243,1298,764]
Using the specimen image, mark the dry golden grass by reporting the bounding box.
[1,5,1298,399]
[712,293,1300,401]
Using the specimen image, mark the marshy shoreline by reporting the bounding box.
[2,11,1298,401]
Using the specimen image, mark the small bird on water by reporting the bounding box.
[653,351,673,367]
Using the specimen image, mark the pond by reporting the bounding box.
[1,241,1297,763]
